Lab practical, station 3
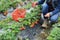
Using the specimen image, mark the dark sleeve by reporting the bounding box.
[38,0,45,4]
[50,1,60,16]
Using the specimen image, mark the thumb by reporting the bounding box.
[45,14,47,17]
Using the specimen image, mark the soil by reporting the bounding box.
[17,23,52,40]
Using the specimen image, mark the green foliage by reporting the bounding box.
[23,2,32,9]
[0,0,41,39]
[0,17,20,40]
[47,23,60,40]
[0,4,41,40]
[19,6,41,27]
[0,0,21,12]
[0,0,39,12]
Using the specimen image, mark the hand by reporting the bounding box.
[45,13,50,18]
[32,2,37,7]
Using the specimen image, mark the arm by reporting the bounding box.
[32,0,45,7]
[38,0,45,4]
[50,2,60,16]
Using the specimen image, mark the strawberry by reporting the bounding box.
[20,27,26,30]
[30,23,35,28]
[3,11,8,16]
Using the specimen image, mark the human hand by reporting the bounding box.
[45,13,50,18]
[32,2,37,7]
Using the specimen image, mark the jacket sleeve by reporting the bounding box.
[50,2,60,16]
[38,0,45,4]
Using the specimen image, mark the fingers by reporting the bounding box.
[44,13,50,18]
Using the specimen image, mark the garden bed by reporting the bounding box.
[0,0,60,40]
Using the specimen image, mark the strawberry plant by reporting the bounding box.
[47,23,60,40]
[23,2,32,9]
[0,0,21,13]
[0,17,21,40]
[18,5,41,27]
[0,0,42,39]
